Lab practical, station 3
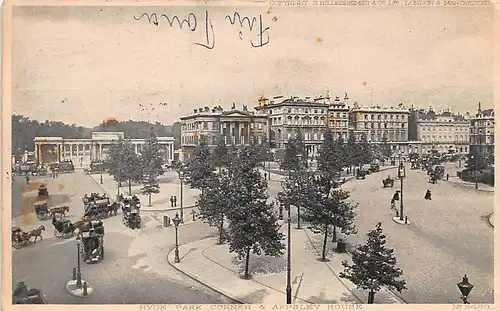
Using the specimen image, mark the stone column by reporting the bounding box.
[35,144,40,164]
[134,144,138,154]
[69,144,73,161]
[99,144,103,160]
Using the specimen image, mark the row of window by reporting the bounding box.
[363,122,406,129]
[363,114,407,121]
[269,108,326,115]
[421,125,468,132]
[182,121,265,131]
[420,135,468,143]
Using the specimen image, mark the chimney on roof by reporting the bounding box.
[194,109,198,113]
[205,106,209,112]
[478,102,482,112]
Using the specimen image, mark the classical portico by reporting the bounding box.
[34,132,175,168]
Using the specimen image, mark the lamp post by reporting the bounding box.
[470,155,479,190]
[398,160,406,221]
[172,213,181,263]
[100,171,103,184]
[296,154,303,229]
[76,239,82,288]
[285,202,292,304]
[177,169,184,223]
[457,275,474,304]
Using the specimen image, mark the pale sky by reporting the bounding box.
[11,5,494,127]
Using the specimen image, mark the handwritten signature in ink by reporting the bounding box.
[133,11,270,49]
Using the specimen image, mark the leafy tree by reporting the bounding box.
[301,175,357,261]
[318,128,344,179]
[141,174,160,206]
[183,136,215,192]
[293,129,309,168]
[140,130,164,205]
[465,151,487,172]
[212,134,230,170]
[260,136,273,165]
[380,134,393,159]
[358,133,373,165]
[280,131,308,172]
[340,222,407,304]
[197,170,232,244]
[345,133,360,175]
[107,139,142,195]
[247,136,264,169]
[226,147,285,278]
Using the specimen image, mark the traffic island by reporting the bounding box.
[392,216,411,225]
[65,279,94,297]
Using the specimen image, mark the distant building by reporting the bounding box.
[327,95,350,141]
[179,104,268,159]
[470,102,494,160]
[413,108,470,155]
[255,95,329,157]
[34,131,175,167]
[350,102,411,154]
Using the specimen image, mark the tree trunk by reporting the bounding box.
[321,224,329,261]
[128,180,132,195]
[368,290,375,304]
[244,247,251,278]
[148,193,152,206]
[218,216,225,244]
[331,225,337,242]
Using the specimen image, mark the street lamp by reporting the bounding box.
[177,169,184,223]
[296,154,303,229]
[398,160,406,221]
[457,275,474,304]
[285,202,292,304]
[75,238,82,288]
[172,213,182,263]
[470,155,479,190]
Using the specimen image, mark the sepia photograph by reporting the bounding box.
[3,1,496,307]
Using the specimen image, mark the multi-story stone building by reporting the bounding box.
[470,103,495,160]
[179,104,268,159]
[34,131,175,168]
[413,108,471,155]
[350,102,411,154]
[255,95,329,157]
[327,94,350,141]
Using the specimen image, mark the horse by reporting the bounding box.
[107,202,120,216]
[28,225,46,243]
[49,206,70,218]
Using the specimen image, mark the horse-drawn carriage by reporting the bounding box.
[13,281,48,304]
[79,220,105,264]
[57,160,75,174]
[34,202,49,220]
[52,216,90,239]
[120,195,141,229]
[37,185,49,197]
[11,226,45,249]
[382,176,394,188]
[356,169,368,180]
[429,173,438,184]
[82,193,119,220]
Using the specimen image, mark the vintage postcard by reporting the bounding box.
[1,0,497,309]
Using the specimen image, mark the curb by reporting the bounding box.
[141,205,197,212]
[447,179,494,193]
[166,243,245,304]
[488,213,494,228]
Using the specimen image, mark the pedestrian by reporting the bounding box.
[173,196,177,207]
[170,196,174,207]
[264,172,268,179]
[424,189,432,200]
[446,173,449,181]
[390,198,396,209]
[25,175,30,184]
[392,191,400,202]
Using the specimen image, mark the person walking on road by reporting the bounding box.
[392,190,400,202]
[170,196,174,207]
[446,173,449,181]
[25,175,30,184]
[424,189,432,200]
[390,198,396,209]
[173,196,177,207]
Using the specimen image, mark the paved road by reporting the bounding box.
[11,171,231,304]
[340,165,494,303]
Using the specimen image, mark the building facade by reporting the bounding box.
[350,103,411,154]
[470,103,494,160]
[327,95,350,141]
[413,108,470,155]
[180,104,268,158]
[255,95,329,157]
[34,131,175,168]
